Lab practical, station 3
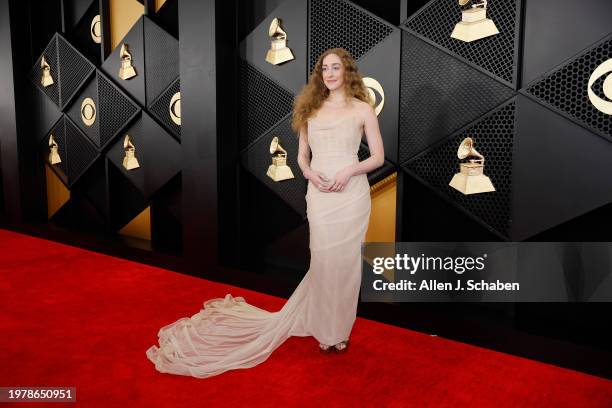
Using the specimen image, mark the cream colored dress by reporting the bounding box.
[146,100,372,378]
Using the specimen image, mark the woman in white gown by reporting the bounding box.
[146,48,385,378]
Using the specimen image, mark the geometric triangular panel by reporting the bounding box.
[238,59,295,150]
[62,0,96,32]
[144,16,179,106]
[521,0,612,85]
[524,35,612,142]
[66,70,141,150]
[30,34,95,110]
[63,116,100,186]
[239,0,308,94]
[119,206,151,241]
[65,72,100,146]
[107,159,149,232]
[66,0,101,66]
[71,157,109,220]
[511,95,612,240]
[50,192,107,233]
[155,0,178,39]
[105,112,181,198]
[29,85,63,146]
[57,34,96,109]
[357,29,401,164]
[97,71,140,149]
[101,16,146,106]
[403,100,516,239]
[404,0,520,87]
[29,35,60,107]
[41,117,69,186]
[45,164,70,219]
[399,31,515,163]
[149,78,181,140]
[42,116,99,188]
[308,0,394,73]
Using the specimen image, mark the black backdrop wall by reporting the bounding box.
[1,0,612,378]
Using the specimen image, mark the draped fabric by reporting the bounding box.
[146,99,371,378]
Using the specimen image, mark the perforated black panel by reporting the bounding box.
[67,0,101,66]
[144,17,179,106]
[64,117,99,185]
[240,116,306,217]
[399,31,515,163]
[57,35,95,109]
[149,78,181,140]
[403,101,516,238]
[30,35,60,107]
[525,36,612,140]
[238,59,294,150]
[65,74,100,147]
[308,0,394,72]
[404,0,519,85]
[97,72,140,148]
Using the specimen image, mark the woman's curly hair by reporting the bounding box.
[291,48,370,134]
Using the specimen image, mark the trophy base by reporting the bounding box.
[119,67,137,80]
[451,18,499,42]
[123,158,140,170]
[449,173,495,195]
[41,77,54,87]
[266,47,295,65]
[267,164,295,181]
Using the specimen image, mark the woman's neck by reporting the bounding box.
[328,88,347,102]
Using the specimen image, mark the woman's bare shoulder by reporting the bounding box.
[352,98,374,116]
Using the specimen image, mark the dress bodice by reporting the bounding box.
[306,109,362,161]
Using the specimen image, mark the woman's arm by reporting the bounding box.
[347,102,385,177]
[297,126,312,178]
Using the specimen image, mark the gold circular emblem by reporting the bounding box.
[81,97,96,127]
[588,59,612,115]
[362,77,385,116]
[169,92,181,125]
[91,15,101,44]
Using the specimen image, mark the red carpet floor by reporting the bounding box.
[1,228,612,407]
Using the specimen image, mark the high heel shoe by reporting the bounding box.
[319,343,333,354]
[333,340,349,354]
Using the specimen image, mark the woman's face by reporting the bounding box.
[321,53,345,92]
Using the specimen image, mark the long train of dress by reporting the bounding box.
[146,106,371,378]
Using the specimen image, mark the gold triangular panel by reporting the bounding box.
[46,164,70,219]
[119,205,151,240]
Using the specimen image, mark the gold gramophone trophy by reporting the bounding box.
[451,0,499,42]
[118,44,137,80]
[449,137,495,194]
[266,136,295,181]
[41,56,54,87]
[122,135,140,170]
[48,134,61,164]
[265,18,295,65]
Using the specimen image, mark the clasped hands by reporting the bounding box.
[306,167,353,193]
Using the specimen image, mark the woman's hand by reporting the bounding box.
[328,167,354,192]
[305,169,332,192]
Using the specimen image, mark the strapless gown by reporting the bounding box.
[146,106,372,378]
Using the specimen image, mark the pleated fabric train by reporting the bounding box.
[146,99,372,378]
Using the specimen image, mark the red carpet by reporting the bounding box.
[1,228,611,407]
